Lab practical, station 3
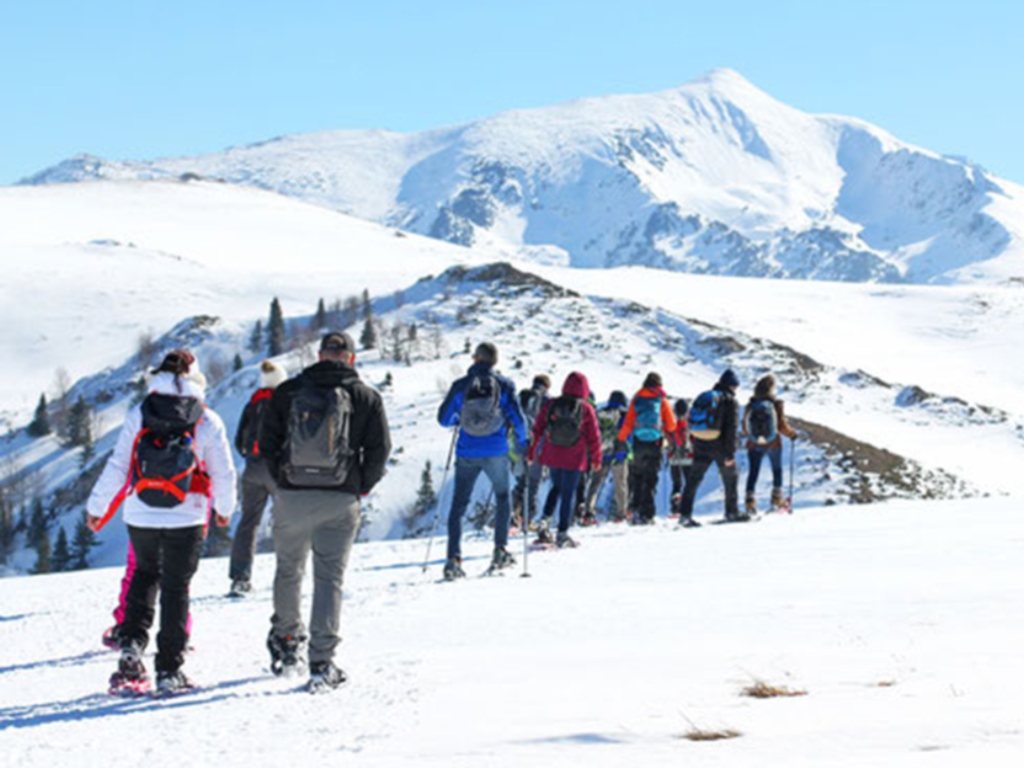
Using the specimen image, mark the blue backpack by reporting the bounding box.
[632,395,663,442]
[689,390,723,441]
[745,398,778,445]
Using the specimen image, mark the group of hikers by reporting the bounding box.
[83,333,796,697]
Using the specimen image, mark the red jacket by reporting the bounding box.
[529,372,602,472]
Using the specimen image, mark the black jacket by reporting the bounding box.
[259,360,391,495]
[694,385,738,461]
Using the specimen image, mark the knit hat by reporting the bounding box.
[674,398,689,417]
[260,359,287,390]
[608,390,628,408]
[320,331,355,353]
[151,348,195,376]
[718,368,740,389]
[473,342,498,365]
[642,372,663,390]
[532,374,551,391]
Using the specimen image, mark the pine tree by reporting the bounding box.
[311,298,327,332]
[0,492,14,566]
[27,498,46,550]
[360,316,378,350]
[27,394,52,437]
[233,353,244,372]
[32,530,51,575]
[267,298,286,357]
[71,512,98,570]
[361,289,372,321]
[51,527,72,572]
[249,319,264,353]
[67,396,92,448]
[413,461,437,517]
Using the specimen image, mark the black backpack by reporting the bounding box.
[745,398,778,445]
[459,374,505,437]
[545,396,584,448]
[131,393,204,508]
[282,379,354,488]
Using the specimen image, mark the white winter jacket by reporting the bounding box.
[86,372,238,529]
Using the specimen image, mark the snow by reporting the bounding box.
[2,497,1022,766]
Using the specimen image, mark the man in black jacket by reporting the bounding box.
[259,332,391,691]
[679,369,744,522]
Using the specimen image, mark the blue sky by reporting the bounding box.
[2,1,1021,184]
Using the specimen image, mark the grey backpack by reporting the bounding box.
[283,380,354,487]
[459,374,505,437]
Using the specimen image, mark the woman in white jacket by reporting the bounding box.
[87,349,237,695]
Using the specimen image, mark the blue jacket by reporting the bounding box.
[437,362,528,458]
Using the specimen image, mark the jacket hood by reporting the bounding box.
[147,371,206,401]
[562,371,590,400]
[303,359,361,387]
[467,361,495,377]
[636,385,666,399]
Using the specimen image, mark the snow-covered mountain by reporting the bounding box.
[21,70,1024,285]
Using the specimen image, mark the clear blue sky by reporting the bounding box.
[2,0,1021,184]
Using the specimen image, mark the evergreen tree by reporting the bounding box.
[360,316,378,350]
[27,394,52,437]
[361,288,372,321]
[249,319,264,353]
[233,353,244,372]
[32,530,51,575]
[267,298,286,357]
[311,298,328,332]
[0,492,14,566]
[27,498,46,550]
[67,396,92,448]
[52,527,72,572]
[413,461,437,517]
[71,512,98,570]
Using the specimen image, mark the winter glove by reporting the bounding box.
[214,512,231,528]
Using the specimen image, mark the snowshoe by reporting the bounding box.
[489,547,516,571]
[308,661,348,694]
[442,557,466,581]
[108,646,150,697]
[154,670,196,698]
[228,579,252,598]
[555,531,578,549]
[267,632,307,678]
[679,516,702,528]
[534,520,555,546]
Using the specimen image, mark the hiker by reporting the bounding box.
[585,390,630,521]
[228,359,287,597]
[680,369,744,522]
[742,374,798,514]
[668,398,697,525]
[615,373,676,524]
[86,349,237,695]
[511,374,551,529]
[437,342,528,579]
[528,372,602,548]
[260,332,391,692]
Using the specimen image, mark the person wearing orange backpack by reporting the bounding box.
[86,349,237,696]
[227,359,287,597]
[616,373,676,525]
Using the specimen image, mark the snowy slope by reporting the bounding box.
[21,69,1024,285]
[1,497,1023,767]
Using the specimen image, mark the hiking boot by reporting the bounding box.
[442,557,466,581]
[308,660,348,693]
[745,495,757,515]
[118,642,147,681]
[670,493,682,516]
[490,547,516,570]
[726,512,752,523]
[534,519,554,545]
[229,579,252,597]
[770,487,786,509]
[267,631,307,677]
[679,516,702,528]
[155,669,195,696]
[555,531,578,548]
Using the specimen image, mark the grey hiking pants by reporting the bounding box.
[270,488,360,664]
[228,459,275,582]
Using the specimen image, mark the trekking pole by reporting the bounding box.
[422,428,458,573]
[521,465,532,578]
[786,435,796,514]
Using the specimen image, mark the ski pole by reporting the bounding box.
[786,435,796,514]
[422,428,457,573]
[522,463,532,578]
